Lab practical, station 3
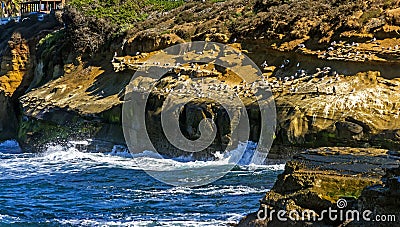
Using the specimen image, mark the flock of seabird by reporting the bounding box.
[125,54,344,102]
[298,38,400,62]
[118,43,361,101]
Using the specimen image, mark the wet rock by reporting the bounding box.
[0,92,18,141]
[353,166,400,226]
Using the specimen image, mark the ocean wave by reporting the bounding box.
[127,185,270,196]
[0,141,281,226]
[0,140,284,180]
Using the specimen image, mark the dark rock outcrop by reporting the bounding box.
[354,165,400,226]
[0,33,31,141]
[238,147,400,226]
[0,15,62,142]
[0,91,18,141]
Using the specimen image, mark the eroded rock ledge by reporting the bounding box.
[238,147,400,226]
[18,58,400,157]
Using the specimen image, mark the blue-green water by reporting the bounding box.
[0,140,283,226]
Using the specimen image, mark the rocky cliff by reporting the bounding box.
[0,0,400,225]
[16,47,400,158]
[238,147,400,226]
[0,12,62,142]
[1,0,399,155]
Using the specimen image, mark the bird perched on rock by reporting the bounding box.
[284,59,290,65]
[111,52,117,63]
[323,66,331,72]
[261,61,268,68]
[298,43,306,49]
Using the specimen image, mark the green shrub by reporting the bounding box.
[62,6,117,53]
[68,0,185,25]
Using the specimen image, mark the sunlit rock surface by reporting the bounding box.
[271,71,400,149]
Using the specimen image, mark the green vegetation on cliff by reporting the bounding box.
[62,0,186,53]
[68,0,185,24]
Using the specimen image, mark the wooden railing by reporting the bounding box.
[20,0,64,14]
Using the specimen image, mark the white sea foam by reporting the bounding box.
[127,184,270,196]
[0,214,21,223]
[0,140,284,180]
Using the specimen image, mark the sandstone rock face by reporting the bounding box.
[0,33,31,141]
[386,8,400,26]
[238,147,400,226]
[4,0,400,156]
[0,16,62,143]
[124,33,185,56]
[18,50,400,156]
[120,54,270,159]
[18,61,131,151]
[271,71,400,150]
[204,33,229,43]
[0,33,30,95]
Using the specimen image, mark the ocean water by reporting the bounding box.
[0,140,283,226]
